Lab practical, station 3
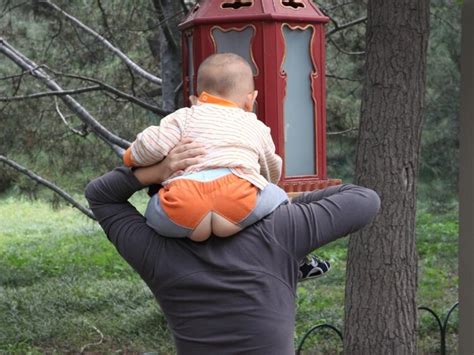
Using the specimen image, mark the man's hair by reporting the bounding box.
[196,53,254,99]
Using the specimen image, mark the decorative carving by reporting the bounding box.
[281,0,305,9]
[221,0,253,10]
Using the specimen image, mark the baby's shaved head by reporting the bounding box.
[197,53,254,104]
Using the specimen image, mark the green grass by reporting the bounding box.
[0,196,459,353]
[294,206,459,354]
[0,195,175,353]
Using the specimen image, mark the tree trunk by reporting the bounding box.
[459,0,474,352]
[343,1,430,354]
[152,0,182,112]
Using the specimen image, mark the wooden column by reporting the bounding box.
[459,0,474,353]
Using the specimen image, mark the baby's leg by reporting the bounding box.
[189,212,212,242]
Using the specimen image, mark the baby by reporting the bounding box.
[124,53,330,279]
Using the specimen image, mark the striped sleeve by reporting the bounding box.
[124,111,185,167]
[258,125,282,184]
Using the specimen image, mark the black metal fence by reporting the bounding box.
[297,302,459,354]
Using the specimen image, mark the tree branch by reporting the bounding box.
[43,67,170,115]
[327,74,362,82]
[0,71,29,81]
[0,38,131,149]
[0,85,102,101]
[327,127,358,136]
[39,0,163,86]
[43,15,63,57]
[327,16,367,37]
[96,0,113,39]
[327,1,357,12]
[0,155,95,220]
[329,38,365,56]
[54,99,88,137]
[0,0,28,21]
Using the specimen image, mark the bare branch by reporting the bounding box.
[98,136,125,157]
[0,71,28,81]
[43,15,63,57]
[0,38,131,149]
[327,127,358,136]
[0,1,28,20]
[329,38,365,56]
[0,155,95,220]
[0,68,169,115]
[55,99,88,137]
[327,1,357,12]
[327,16,367,37]
[125,64,138,97]
[39,0,163,86]
[126,9,185,32]
[43,67,170,115]
[0,85,102,101]
[327,74,362,82]
[96,0,112,38]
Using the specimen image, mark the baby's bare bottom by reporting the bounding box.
[144,172,288,240]
[190,213,243,242]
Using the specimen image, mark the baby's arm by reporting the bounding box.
[123,112,185,167]
[259,126,282,184]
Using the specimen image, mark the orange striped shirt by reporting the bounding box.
[124,92,282,190]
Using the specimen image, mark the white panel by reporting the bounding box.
[282,26,316,176]
[211,26,257,75]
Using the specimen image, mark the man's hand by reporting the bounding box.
[133,138,206,186]
[161,138,206,180]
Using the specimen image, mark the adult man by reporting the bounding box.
[85,140,380,354]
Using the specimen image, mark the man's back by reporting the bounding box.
[149,226,297,354]
[85,167,380,354]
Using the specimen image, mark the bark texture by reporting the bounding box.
[153,0,182,112]
[459,0,474,352]
[344,1,430,354]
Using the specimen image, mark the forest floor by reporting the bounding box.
[0,193,459,354]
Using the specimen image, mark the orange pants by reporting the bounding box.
[159,173,258,229]
[144,170,288,239]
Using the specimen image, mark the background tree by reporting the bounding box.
[344,0,431,353]
[0,0,186,212]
